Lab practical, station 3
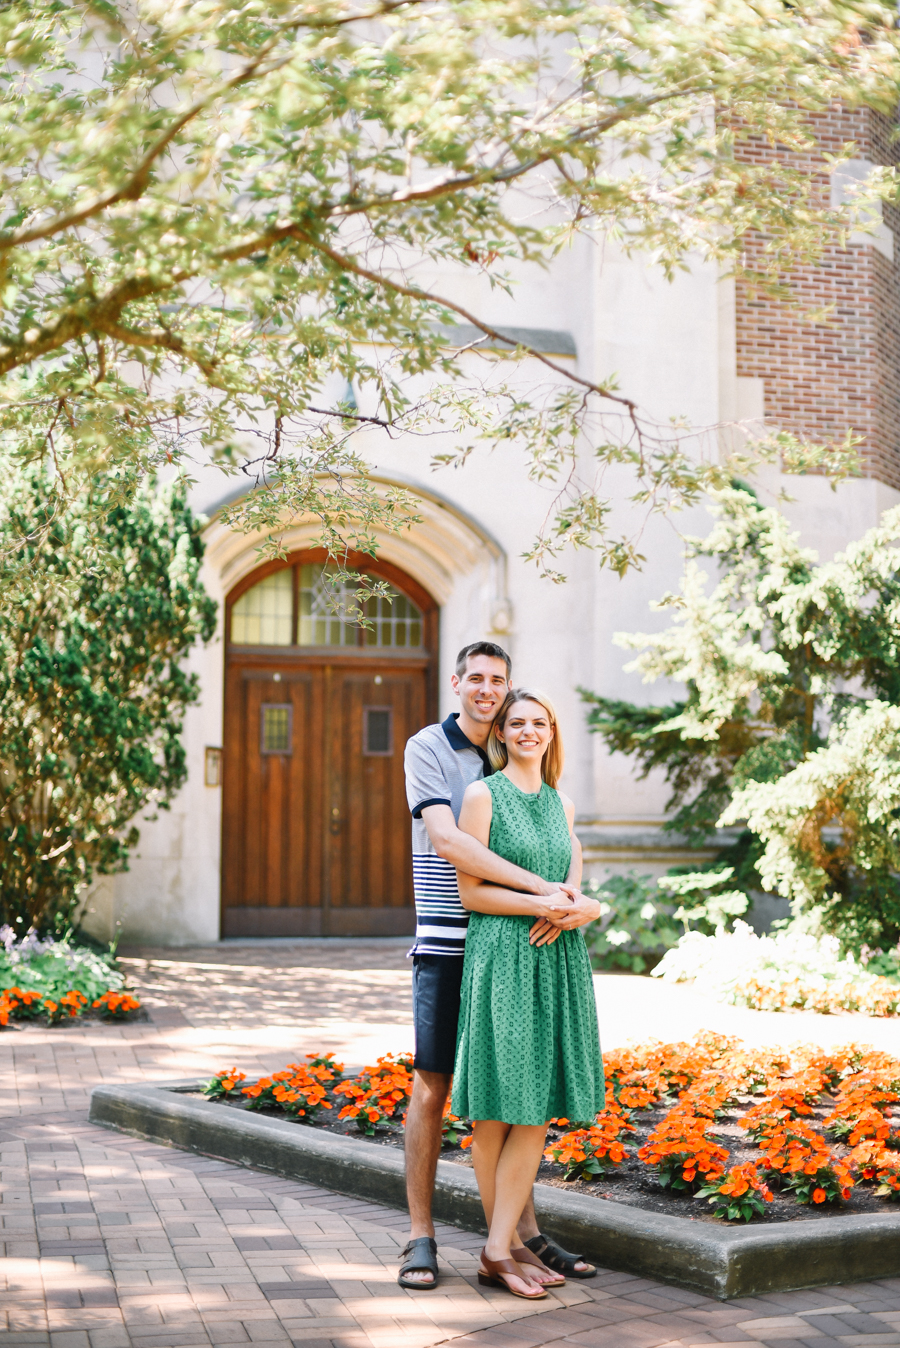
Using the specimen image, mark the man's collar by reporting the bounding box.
[441,712,493,772]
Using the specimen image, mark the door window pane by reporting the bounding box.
[298,566,362,647]
[361,589,422,648]
[261,704,292,753]
[232,570,293,645]
[363,707,393,755]
[230,563,423,648]
[298,565,423,649]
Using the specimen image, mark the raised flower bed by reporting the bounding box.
[88,1030,900,1293]
[199,1033,900,1226]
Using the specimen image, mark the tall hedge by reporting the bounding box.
[0,470,216,931]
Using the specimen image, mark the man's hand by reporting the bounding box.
[528,875,578,898]
[528,891,603,947]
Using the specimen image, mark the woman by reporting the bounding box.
[451,688,604,1300]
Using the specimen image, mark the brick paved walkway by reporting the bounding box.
[2,940,900,1348]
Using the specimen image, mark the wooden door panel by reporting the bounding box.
[222,669,324,933]
[328,668,424,914]
[223,657,424,937]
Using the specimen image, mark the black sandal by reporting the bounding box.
[398,1235,439,1289]
[523,1232,597,1279]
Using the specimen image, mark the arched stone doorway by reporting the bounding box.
[221,548,438,937]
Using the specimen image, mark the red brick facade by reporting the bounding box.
[735,108,900,490]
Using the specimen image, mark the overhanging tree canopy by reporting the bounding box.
[1,0,900,574]
[1,0,898,577]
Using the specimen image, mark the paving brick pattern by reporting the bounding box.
[2,941,900,1348]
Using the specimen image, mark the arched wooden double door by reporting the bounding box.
[221,549,437,937]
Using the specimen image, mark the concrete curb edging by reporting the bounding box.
[89,1081,900,1300]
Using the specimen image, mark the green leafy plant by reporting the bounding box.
[0,927,126,1001]
[0,0,892,586]
[543,1105,636,1180]
[582,487,900,953]
[696,1164,774,1222]
[442,1108,471,1148]
[0,471,215,931]
[657,869,749,933]
[585,868,748,972]
[202,1069,247,1100]
[585,873,682,973]
[721,703,900,951]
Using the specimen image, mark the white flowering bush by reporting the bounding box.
[0,926,124,1002]
[653,921,900,1016]
[582,488,900,955]
[721,701,900,953]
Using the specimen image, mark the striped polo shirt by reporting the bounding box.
[404,713,493,957]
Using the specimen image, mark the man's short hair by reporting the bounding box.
[455,641,512,679]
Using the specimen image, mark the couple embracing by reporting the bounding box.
[400,641,605,1300]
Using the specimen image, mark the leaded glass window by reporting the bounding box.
[261,705,292,753]
[231,569,293,645]
[298,566,363,647]
[230,563,423,649]
[360,590,422,649]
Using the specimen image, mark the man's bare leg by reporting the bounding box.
[517,1196,596,1275]
[403,1068,450,1285]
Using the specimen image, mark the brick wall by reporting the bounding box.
[734,107,900,490]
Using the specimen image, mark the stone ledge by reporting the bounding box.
[89,1080,900,1300]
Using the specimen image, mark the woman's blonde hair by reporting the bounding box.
[487,687,564,789]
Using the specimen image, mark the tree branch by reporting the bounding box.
[0,0,425,254]
[0,275,176,375]
[331,85,719,218]
[91,319,224,385]
[285,229,639,411]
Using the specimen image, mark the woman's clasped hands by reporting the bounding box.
[528,884,599,946]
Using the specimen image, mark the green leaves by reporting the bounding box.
[722,701,900,947]
[0,0,898,570]
[0,467,215,931]
[584,488,900,951]
[584,872,683,971]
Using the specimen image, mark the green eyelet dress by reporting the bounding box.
[450,772,605,1126]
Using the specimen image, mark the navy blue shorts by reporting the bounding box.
[412,955,464,1075]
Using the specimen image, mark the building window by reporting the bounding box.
[360,590,422,649]
[230,563,422,649]
[363,707,393,756]
[261,704,292,754]
[298,565,362,647]
[231,569,293,646]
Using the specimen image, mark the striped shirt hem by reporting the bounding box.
[411,854,468,957]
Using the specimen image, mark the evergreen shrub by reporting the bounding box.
[0,469,216,932]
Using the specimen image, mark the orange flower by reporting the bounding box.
[812,1188,827,1203]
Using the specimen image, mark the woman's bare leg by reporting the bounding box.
[470,1119,507,1230]
[471,1120,548,1296]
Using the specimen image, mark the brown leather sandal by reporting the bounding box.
[477,1248,548,1300]
[510,1244,566,1287]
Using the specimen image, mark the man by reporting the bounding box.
[399,640,603,1289]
